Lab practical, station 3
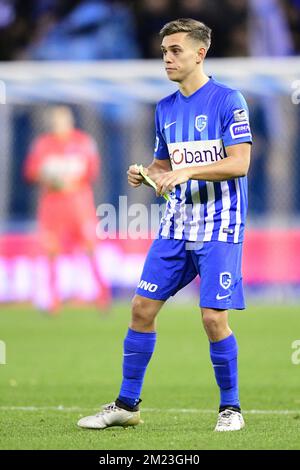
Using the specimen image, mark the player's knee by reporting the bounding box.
[202,309,226,334]
[131,295,157,326]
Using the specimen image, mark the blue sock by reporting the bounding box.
[118,328,156,409]
[210,333,240,409]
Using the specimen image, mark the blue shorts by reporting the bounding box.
[136,238,245,310]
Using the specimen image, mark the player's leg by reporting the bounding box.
[78,238,197,429]
[130,293,163,332]
[86,248,112,312]
[38,231,61,315]
[195,241,245,431]
[116,295,164,411]
[47,253,60,315]
[201,307,244,431]
[201,307,231,342]
[73,203,112,312]
[78,296,163,430]
[114,238,197,412]
[36,196,70,314]
[201,307,238,410]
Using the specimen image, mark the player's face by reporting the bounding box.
[49,107,74,136]
[161,33,205,83]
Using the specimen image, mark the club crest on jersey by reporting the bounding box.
[220,272,232,290]
[195,115,207,133]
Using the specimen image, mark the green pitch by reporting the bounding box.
[0,301,300,450]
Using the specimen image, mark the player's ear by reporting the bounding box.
[196,46,207,63]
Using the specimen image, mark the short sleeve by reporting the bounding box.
[221,90,252,147]
[153,105,169,160]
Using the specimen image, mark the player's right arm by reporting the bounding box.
[127,158,171,188]
[24,136,64,189]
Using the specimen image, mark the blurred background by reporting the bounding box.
[0,0,300,309]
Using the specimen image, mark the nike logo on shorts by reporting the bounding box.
[216,293,231,300]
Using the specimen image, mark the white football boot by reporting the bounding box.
[214,408,245,432]
[77,401,142,429]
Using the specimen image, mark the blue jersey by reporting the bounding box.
[154,77,252,243]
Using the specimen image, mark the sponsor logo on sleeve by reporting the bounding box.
[229,121,251,139]
[233,109,248,122]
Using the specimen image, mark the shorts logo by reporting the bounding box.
[195,115,207,133]
[154,136,159,153]
[138,280,158,293]
[216,293,231,300]
[219,272,232,290]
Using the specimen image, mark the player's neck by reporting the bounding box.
[179,72,210,97]
[54,131,73,140]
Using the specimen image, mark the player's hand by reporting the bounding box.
[127,164,145,188]
[39,173,66,190]
[156,168,191,196]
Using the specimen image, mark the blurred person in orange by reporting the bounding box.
[24,105,112,314]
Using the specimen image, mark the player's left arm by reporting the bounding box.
[155,143,251,195]
[190,142,251,180]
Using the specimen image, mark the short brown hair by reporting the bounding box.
[159,18,211,50]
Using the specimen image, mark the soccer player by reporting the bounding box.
[24,105,111,313]
[78,18,252,431]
